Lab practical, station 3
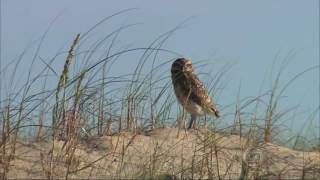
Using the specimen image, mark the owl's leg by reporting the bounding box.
[188,114,197,129]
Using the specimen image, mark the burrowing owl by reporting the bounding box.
[171,58,220,129]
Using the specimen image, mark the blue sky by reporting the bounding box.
[2,0,319,135]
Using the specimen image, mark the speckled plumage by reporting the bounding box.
[171,58,220,129]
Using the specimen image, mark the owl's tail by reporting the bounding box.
[210,106,220,118]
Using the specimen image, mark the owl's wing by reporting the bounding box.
[188,73,220,118]
[188,73,210,105]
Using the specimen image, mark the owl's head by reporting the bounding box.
[171,58,193,75]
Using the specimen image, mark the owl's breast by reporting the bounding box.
[185,101,205,116]
[173,83,205,116]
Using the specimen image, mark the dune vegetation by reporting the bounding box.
[1,11,319,179]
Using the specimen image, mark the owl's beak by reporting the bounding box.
[183,66,192,72]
